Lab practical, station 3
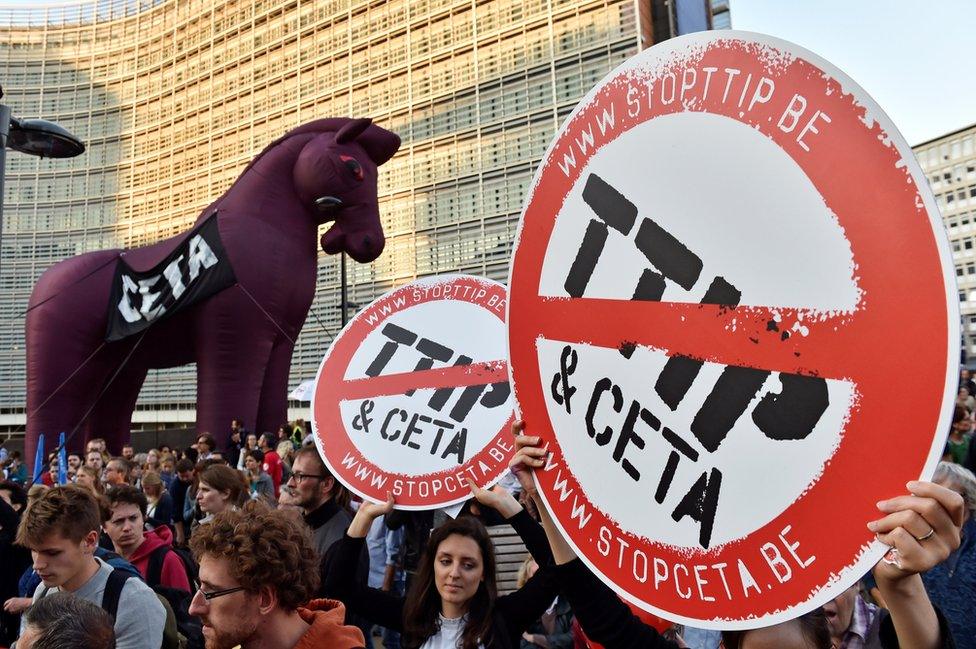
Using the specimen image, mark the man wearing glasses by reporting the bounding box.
[187,501,364,649]
[288,446,353,559]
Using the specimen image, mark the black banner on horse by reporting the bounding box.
[105,213,236,342]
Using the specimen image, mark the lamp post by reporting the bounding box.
[0,85,86,279]
[340,253,348,327]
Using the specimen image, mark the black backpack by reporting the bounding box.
[146,546,204,649]
[148,544,199,591]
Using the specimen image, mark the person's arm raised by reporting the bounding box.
[465,473,553,566]
[510,423,677,649]
[464,477,522,519]
[347,491,395,537]
[869,480,964,649]
[323,492,405,631]
[509,425,577,565]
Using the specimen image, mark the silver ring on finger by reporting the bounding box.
[915,528,935,542]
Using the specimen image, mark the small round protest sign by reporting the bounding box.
[507,31,958,628]
[313,274,514,509]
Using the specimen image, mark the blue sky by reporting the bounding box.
[730,0,973,145]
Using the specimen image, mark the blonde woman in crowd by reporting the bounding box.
[277,440,296,483]
[141,472,174,529]
[144,448,161,474]
[158,453,176,489]
[73,466,102,496]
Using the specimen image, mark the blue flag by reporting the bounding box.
[32,433,45,485]
[58,432,67,485]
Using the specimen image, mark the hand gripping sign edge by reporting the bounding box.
[506,30,959,629]
[313,274,516,510]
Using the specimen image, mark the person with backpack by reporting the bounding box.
[103,486,191,593]
[13,485,165,649]
[103,485,204,649]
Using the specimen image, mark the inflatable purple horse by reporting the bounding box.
[25,118,400,460]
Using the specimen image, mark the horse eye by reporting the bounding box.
[340,155,364,181]
[315,196,344,214]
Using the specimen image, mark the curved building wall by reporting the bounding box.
[0,0,640,432]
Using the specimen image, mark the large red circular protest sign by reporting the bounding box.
[508,31,958,628]
[313,274,514,509]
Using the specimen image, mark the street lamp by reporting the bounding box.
[7,117,86,158]
[0,85,86,278]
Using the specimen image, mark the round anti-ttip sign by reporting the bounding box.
[508,31,957,628]
[313,275,514,509]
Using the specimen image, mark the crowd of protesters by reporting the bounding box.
[0,401,972,649]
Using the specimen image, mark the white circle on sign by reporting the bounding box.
[313,274,515,510]
[340,299,509,475]
[536,112,859,547]
[538,112,860,309]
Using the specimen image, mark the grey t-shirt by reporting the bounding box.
[23,557,165,649]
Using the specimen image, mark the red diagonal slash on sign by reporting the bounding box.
[335,360,509,402]
[529,297,891,382]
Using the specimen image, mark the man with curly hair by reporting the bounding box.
[188,500,365,649]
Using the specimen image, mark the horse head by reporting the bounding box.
[292,118,400,263]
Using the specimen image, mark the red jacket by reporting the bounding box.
[294,599,364,649]
[262,450,282,497]
[127,525,191,592]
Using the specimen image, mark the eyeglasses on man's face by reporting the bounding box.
[288,471,326,482]
[196,585,247,602]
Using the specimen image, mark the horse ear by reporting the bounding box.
[357,128,401,166]
[335,118,372,144]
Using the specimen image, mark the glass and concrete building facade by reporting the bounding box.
[710,0,730,29]
[0,0,721,435]
[914,123,976,362]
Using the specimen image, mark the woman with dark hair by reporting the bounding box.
[236,432,259,471]
[327,483,559,649]
[244,448,275,504]
[194,463,246,526]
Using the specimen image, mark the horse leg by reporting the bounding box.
[25,249,119,464]
[194,291,277,450]
[26,347,112,462]
[84,361,149,456]
[255,337,295,438]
